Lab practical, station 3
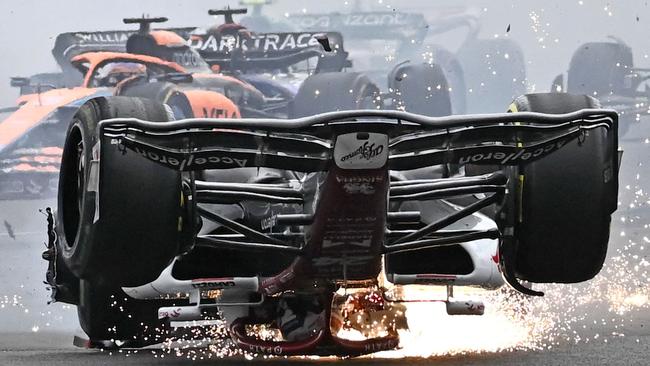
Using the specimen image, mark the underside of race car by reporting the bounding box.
[42,92,620,356]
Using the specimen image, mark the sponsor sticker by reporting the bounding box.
[322,238,372,249]
[413,274,457,284]
[90,142,101,223]
[364,337,400,352]
[158,307,182,319]
[199,107,239,119]
[289,12,411,28]
[132,146,248,170]
[171,50,204,68]
[335,175,384,183]
[312,255,374,268]
[189,32,326,53]
[342,182,375,195]
[245,344,284,355]
[457,139,569,165]
[342,13,409,26]
[260,214,277,230]
[73,31,131,44]
[334,133,388,170]
[191,278,236,289]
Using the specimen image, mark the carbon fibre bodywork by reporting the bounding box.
[100,108,619,355]
[43,105,621,355]
[101,109,617,173]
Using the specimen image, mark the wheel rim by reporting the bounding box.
[61,124,84,248]
[76,140,85,214]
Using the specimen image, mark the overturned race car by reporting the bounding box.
[43,92,619,356]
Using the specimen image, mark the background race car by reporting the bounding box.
[0,41,243,199]
[48,13,353,118]
[188,7,461,118]
[550,37,650,137]
[0,12,353,199]
[7,5,523,201]
[284,3,527,114]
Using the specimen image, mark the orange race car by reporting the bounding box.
[2,13,339,199]
[2,10,450,199]
[0,47,243,199]
[51,15,348,118]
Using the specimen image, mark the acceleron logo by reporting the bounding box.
[458,139,569,165]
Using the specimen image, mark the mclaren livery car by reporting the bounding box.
[0,13,373,198]
[11,23,200,96]
[0,52,174,199]
[286,6,527,114]
[55,11,463,121]
[551,37,650,137]
[0,92,102,198]
[43,92,620,356]
[0,47,249,199]
[51,15,353,119]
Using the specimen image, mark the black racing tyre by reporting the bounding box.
[290,72,380,118]
[388,62,452,117]
[509,93,618,283]
[77,279,173,346]
[567,42,633,97]
[550,74,565,93]
[57,96,182,287]
[457,39,526,113]
[400,45,465,113]
[119,81,195,119]
[432,47,467,115]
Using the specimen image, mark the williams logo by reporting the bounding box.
[73,31,131,44]
[340,142,384,162]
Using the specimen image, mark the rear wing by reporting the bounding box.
[51,28,197,70]
[285,9,480,43]
[52,29,349,73]
[188,31,349,72]
[286,12,428,42]
[99,109,618,172]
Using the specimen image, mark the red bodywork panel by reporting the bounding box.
[307,167,389,280]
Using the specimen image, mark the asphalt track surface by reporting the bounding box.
[1,119,649,365]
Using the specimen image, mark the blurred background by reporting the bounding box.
[2,0,650,105]
[0,0,648,361]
